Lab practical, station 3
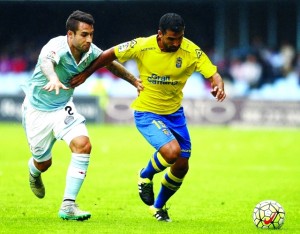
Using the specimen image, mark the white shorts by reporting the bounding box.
[22,97,88,162]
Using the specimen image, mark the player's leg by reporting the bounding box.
[153,154,190,209]
[150,107,191,221]
[46,100,92,221]
[58,123,92,221]
[138,142,179,206]
[28,157,52,199]
[22,99,55,199]
[134,111,179,206]
[141,139,181,179]
[150,157,189,221]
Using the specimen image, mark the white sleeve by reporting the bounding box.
[39,39,61,65]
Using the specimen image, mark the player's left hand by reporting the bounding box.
[211,86,226,102]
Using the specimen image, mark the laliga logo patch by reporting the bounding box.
[130,39,137,48]
[118,40,137,53]
[64,116,74,125]
[118,42,130,52]
[176,57,182,68]
[46,51,56,60]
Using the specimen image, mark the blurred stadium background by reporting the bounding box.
[1,0,300,127]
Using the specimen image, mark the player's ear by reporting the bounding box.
[158,30,163,37]
[67,30,74,38]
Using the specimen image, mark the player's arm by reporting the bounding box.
[70,47,143,91]
[41,58,69,95]
[208,72,226,102]
[105,61,143,92]
[70,47,116,88]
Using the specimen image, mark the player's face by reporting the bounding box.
[158,29,184,52]
[69,22,94,53]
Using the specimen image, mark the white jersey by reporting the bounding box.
[25,35,102,111]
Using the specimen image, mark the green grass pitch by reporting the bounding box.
[0,122,299,234]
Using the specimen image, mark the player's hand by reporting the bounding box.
[211,86,226,102]
[70,73,88,88]
[134,78,144,96]
[43,80,69,95]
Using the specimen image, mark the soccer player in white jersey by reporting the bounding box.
[70,13,226,222]
[22,10,143,221]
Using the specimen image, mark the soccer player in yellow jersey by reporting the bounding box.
[71,13,226,222]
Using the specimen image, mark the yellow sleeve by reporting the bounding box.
[114,39,139,63]
[196,51,217,78]
[180,38,217,79]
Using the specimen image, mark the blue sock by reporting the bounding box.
[63,153,90,201]
[154,169,184,209]
[141,152,172,180]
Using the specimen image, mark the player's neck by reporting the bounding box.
[69,46,82,64]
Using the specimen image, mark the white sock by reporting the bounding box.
[63,153,90,201]
[28,157,41,177]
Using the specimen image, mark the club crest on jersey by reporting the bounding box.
[176,57,182,68]
[64,116,74,125]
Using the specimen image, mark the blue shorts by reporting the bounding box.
[134,107,191,158]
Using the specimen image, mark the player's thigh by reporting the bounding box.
[22,104,56,162]
[170,125,191,158]
[167,108,191,158]
[52,100,86,140]
[63,123,91,154]
[134,111,175,150]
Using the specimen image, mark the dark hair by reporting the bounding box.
[66,10,95,32]
[159,13,185,34]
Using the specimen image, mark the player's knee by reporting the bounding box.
[70,136,92,154]
[171,148,181,163]
[162,146,181,164]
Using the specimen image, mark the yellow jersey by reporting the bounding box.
[114,35,217,114]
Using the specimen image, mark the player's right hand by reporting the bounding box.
[134,78,144,96]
